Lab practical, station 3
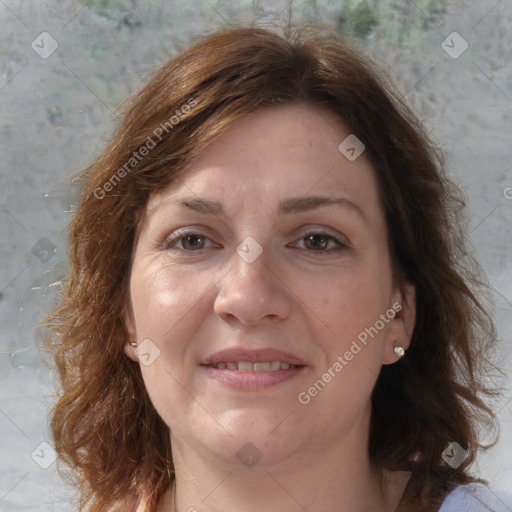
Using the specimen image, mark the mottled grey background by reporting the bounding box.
[1,1,511,510]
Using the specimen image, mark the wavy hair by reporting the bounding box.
[44,22,502,512]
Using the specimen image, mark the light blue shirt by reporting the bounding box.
[439,483,512,512]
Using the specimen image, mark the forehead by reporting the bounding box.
[146,103,381,218]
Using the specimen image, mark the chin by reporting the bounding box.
[199,411,304,470]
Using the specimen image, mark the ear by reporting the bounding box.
[123,302,139,363]
[382,282,416,365]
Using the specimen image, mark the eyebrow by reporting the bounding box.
[148,195,368,223]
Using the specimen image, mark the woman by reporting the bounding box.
[45,23,506,511]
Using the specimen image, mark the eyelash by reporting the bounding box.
[162,229,348,256]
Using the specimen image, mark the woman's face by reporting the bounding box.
[125,103,415,471]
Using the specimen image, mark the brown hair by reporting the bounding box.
[44,22,502,511]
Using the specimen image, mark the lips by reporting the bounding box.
[200,347,307,390]
[202,347,305,367]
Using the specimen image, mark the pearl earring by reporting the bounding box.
[394,346,405,358]
[130,340,137,348]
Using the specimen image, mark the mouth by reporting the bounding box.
[200,348,306,390]
[207,361,299,371]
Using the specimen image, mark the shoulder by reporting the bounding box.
[439,483,512,512]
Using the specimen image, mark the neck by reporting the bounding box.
[158,415,410,512]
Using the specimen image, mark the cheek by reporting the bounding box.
[313,267,392,346]
[129,261,212,430]
[297,271,391,425]
[130,257,211,340]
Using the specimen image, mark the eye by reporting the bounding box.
[162,229,347,255]
[163,230,218,252]
[293,231,347,255]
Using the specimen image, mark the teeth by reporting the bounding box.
[270,361,281,370]
[238,361,253,372]
[253,362,270,371]
[212,361,297,371]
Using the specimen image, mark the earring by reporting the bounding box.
[394,346,405,358]
[130,340,137,348]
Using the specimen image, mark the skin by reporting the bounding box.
[124,103,416,512]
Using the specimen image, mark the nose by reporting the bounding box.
[213,243,291,327]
